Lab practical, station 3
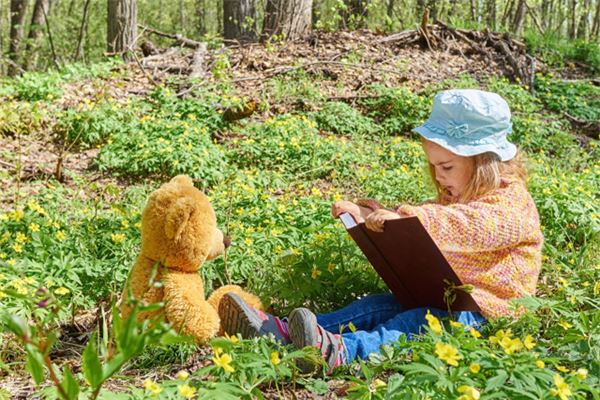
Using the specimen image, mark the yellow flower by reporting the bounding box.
[270,351,281,365]
[457,385,481,400]
[54,287,70,295]
[556,365,570,373]
[121,220,129,229]
[15,232,27,243]
[176,370,190,380]
[536,360,545,369]
[425,311,443,335]
[593,282,600,296]
[434,342,462,366]
[550,374,572,400]
[523,335,536,350]
[224,332,239,343]
[55,230,66,241]
[469,363,481,373]
[373,378,387,389]
[558,320,572,330]
[12,209,24,221]
[449,320,463,329]
[469,328,482,339]
[12,243,23,253]
[574,368,588,380]
[29,223,40,233]
[311,266,321,279]
[500,337,523,355]
[0,213,7,221]
[180,384,197,399]
[143,379,162,397]
[489,329,512,344]
[7,259,17,266]
[212,352,235,373]
[111,233,125,243]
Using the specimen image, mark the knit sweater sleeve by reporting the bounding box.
[395,182,539,253]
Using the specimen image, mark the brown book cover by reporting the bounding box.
[339,212,480,312]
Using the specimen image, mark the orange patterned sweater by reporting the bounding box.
[395,178,543,319]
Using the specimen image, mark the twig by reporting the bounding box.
[139,24,203,48]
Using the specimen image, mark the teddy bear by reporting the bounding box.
[120,175,262,342]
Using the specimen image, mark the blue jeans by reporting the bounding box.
[315,293,486,363]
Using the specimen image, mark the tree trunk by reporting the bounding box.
[501,0,515,28]
[73,0,92,62]
[197,0,207,35]
[416,0,426,18]
[8,0,28,76]
[511,0,526,35]
[263,0,312,40]
[470,0,478,22]
[387,0,395,19]
[107,0,137,60]
[486,0,496,29]
[23,0,49,70]
[223,0,257,41]
[577,0,591,38]
[569,0,577,38]
[342,0,370,28]
[592,0,600,38]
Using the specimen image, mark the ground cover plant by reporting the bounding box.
[1,39,599,399]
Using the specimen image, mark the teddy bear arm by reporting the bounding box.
[163,271,220,343]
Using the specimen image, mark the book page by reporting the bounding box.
[339,213,357,228]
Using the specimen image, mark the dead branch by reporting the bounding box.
[139,25,203,49]
[563,113,600,139]
[189,42,208,79]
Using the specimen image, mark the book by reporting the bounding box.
[338,212,480,312]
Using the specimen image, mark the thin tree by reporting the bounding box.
[511,0,526,35]
[8,0,28,76]
[73,0,92,62]
[486,0,497,30]
[577,0,591,38]
[569,0,577,38]
[107,0,137,60]
[23,0,49,71]
[593,0,600,38]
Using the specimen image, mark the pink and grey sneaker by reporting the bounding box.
[288,307,347,373]
[218,293,291,344]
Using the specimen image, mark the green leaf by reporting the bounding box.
[4,314,30,338]
[82,338,103,388]
[485,370,509,392]
[26,350,45,385]
[60,367,80,400]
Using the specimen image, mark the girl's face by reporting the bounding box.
[422,139,475,198]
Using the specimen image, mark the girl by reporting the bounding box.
[218,89,543,371]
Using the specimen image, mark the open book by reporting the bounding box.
[339,212,480,312]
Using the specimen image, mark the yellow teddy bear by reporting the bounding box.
[120,175,262,342]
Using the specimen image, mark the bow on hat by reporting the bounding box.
[446,122,469,139]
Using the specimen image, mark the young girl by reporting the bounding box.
[218,89,543,371]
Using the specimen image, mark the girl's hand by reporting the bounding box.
[365,209,401,232]
[332,200,365,222]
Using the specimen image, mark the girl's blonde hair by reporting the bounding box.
[429,151,528,205]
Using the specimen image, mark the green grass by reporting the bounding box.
[0,65,599,398]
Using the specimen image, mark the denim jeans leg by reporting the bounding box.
[315,293,404,334]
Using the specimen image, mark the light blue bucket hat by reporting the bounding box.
[413,89,517,161]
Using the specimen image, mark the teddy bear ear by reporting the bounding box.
[165,197,195,242]
[170,175,194,187]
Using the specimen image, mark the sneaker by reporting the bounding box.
[288,308,346,373]
[218,293,290,344]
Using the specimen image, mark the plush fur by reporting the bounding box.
[120,175,262,342]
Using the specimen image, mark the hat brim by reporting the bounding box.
[413,124,517,162]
